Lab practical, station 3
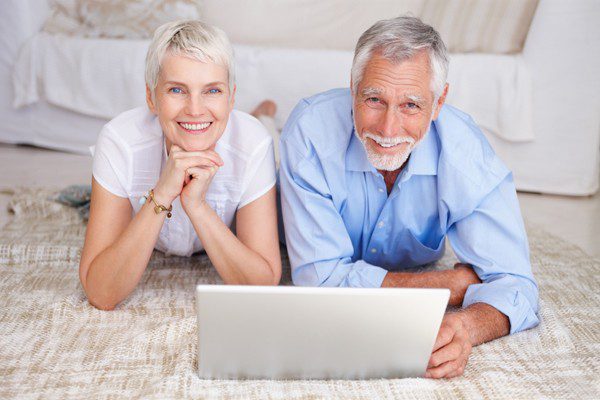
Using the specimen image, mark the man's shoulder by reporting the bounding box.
[435,105,509,182]
[433,105,511,214]
[281,88,353,156]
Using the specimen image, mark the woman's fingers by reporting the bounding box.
[186,165,218,180]
[175,156,220,173]
[172,149,224,166]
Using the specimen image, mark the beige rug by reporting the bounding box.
[0,188,598,399]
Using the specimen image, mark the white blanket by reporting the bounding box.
[13,32,534,142]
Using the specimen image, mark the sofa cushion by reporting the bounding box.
[43,0,202,39]
[202,0,539,54]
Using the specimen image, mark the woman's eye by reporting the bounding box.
[169,87,183,94]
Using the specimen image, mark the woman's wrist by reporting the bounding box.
[185,199,214,221]
[152,187,175,206]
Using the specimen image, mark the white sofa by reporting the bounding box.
[1,0,599,195]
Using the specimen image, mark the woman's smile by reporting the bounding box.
[178,121,213,134]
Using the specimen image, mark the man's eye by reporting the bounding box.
[366,97,380,103]
[207,88,222,94]
[407,102,418,109]
[169,87,183,94]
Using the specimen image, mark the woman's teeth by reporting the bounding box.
[180,122,211,131]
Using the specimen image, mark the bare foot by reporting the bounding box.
[251,100,277,118]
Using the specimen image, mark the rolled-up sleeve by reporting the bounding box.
[279,121,388,288]
[448,174,539,334]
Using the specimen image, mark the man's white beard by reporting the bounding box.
[355,129,421,171]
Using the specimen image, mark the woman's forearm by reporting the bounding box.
[84,197,169,309]
[187,202,278,285]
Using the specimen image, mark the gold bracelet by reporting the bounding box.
[141,189,172,218]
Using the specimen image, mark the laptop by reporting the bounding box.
[195,285,449,380]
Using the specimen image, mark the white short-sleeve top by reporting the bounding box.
[92,107,276,257]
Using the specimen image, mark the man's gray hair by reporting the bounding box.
[351,16,449,99]
[145,20,235,98]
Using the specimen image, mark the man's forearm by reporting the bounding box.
[381,265,479,306]
[457,303,510,345]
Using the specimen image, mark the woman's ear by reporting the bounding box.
[229,84,236,109]
[146,85,157,114]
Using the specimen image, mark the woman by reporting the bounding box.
[79,20,281,310]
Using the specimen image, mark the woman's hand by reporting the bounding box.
[153,144,223,204]
[180,161,221,215]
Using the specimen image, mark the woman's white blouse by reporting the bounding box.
[92,107,276,256]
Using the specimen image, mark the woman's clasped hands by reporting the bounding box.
[153,144,224,214]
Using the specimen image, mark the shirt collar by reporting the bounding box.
[346,129,376,172]
[402,123,439,179]
[346,122,439,177]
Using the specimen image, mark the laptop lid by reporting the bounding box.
[196,285,449,380]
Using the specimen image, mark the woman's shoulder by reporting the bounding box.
[100,106,162,149]
[219,110,273,158]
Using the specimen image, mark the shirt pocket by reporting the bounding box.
[401,229,446,267]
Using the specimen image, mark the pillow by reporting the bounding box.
[43,0,202,39]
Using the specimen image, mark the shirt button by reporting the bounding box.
[378,188,385,193]
[370,248,377,254]
[378,221,385,228]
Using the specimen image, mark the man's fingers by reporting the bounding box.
[425,359,464,379]
[428,340,463,368]
[431,324,455,353]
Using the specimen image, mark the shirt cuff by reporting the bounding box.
[344,260,389,288]
[463,279,540,334]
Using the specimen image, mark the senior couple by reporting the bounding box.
[80,17,539,379]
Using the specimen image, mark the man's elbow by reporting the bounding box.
[291,263,324,287]
[87,296,118,311]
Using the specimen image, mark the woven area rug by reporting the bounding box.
[0,188,598,399]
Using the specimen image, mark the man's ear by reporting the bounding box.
[432,83,449,121]
[146,85,157,114]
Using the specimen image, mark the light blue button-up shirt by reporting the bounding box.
[279,88,539,334]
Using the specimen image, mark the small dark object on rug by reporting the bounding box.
[54,184,92,221]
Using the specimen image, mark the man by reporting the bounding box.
[279,16,539,379]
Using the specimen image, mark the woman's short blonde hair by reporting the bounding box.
[145,20,235,98]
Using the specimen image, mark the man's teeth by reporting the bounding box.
[372,139,400,148]
[180,122,211,131]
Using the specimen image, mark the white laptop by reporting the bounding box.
[195,285,449,380]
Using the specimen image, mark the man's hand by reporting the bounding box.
[426,312,472,379]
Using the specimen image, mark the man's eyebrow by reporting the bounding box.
[405,94,426,103]
[361,87,382,97]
